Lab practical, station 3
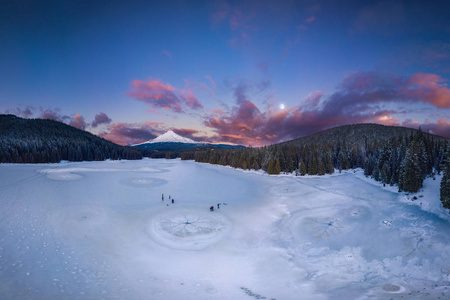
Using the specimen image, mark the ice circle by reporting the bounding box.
[148,210,230,250]
[382,283,405,293]
[120,177,168,188]
[46,172,83,181]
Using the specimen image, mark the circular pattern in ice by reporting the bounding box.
[382,283,405,293]
[46,172,83,181]
[120,177,168,188]
[148,211,230,250]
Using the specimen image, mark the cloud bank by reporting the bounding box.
[204,71,450,146]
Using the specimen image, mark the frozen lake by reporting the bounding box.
[1,158,449,299]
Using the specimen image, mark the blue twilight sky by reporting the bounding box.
[1,0,450,146]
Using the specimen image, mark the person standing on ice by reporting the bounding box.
[172,199,174,204]
[162,193,164,201]
[210,206,214,211]
[217,203,220,209]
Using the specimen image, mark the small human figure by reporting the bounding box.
[169,195,171,200]
[210,206,214,211]
[172,199,174,204]
[162,193,164,201]
[217,203,220,209]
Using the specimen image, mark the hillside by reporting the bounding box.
[192,123,449,194]
[279,123,448,147]
[0,114,142,163]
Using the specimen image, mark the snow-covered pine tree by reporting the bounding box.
[399,141,423,193]
[440,149,450,208]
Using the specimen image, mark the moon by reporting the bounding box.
[279,103,285,110]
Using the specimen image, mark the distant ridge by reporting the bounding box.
[131,130,243,152]
[0,114,142,163]
[278,123,448,147]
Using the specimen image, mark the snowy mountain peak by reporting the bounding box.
[149,130,197,144]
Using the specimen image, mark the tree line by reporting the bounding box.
[183,129,450,207]
[0,115,142,163]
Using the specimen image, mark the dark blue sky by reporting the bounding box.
[1,0,450,146]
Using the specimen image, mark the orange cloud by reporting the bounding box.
[405,73,450,108]
[69,114,86,130]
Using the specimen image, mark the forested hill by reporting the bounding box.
[190,123,449,196]
[280,123,448,147]
[0,114,142,163]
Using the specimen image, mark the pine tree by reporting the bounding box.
[299,158,307,176]
[267,157,275,174]
[440,149,450,208]
[318,158,326,175]
[274,158,281,174]
[399,142,422,193]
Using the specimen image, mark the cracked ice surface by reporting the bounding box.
[1,159,450,300]
[148,210,230,250]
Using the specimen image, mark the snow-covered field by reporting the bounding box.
[1,158,450,299]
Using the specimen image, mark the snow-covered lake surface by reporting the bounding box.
[1,158,450,299]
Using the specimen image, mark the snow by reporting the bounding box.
[134,130,198,145]
[1,159,450,299]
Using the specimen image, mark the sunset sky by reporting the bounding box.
[1,0,450,146]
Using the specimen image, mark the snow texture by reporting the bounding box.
[140,130,197,145]
[1,159,450,299]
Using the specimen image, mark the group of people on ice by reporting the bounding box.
[161,193,225,211]
[161,193,174,204]
[210,203,226,211]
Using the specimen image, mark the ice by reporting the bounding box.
[1,158,450,299]
[148,210,231,250]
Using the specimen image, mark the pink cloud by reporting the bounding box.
[39,107,70,122]
[100,121,166,146]
[402,118,450,138]
[4,106,34,118]
[296,24,307,31]
[376,115,400,126]
[69,114,87,130]
[405,73,450,108]
[303,90,324,109]
[305,16,316,23]
[427,119,450,138]
[91,112,112,128]
[339,71,450,109]
[205,75,218,90]
[128,78,203,113]
[172,128,210,142]
[203,72,450,146]
[180,90,203,110]
[212,109,226,115]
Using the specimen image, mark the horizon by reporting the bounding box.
[4,114,447,148]
[1,0,450,146]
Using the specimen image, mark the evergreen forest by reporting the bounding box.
[1,115,450,209]
[0,115,142,163]
[184,124,449,199]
